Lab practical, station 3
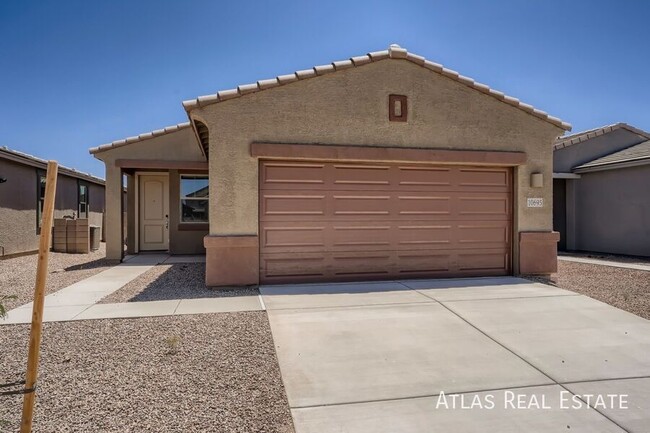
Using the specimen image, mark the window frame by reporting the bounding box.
[179,174,209,224]
[36,170,46,231]
[78,180,89,219]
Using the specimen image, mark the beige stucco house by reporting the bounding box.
[91,45,571,286]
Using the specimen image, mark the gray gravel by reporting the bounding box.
[0,313,294,433]
[551,261,650,320]
[559,251,650,266]
[100,263,258,304]
[0,243,116,311]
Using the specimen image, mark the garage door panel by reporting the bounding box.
[458,194,510,217]
[458,168,510,189]
[261,224,326,250]
[332,164,392,187]
[332,194,392,217]
[262,253,327,280]
[259,160,512,283]
[261,192,326,218]
[458,250,510,273]
[397,166,453,188]
[261,162,326,189]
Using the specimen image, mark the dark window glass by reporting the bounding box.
[37,175,46,227]
[180,176,208,222]
[78,183,88,218]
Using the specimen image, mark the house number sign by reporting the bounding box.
[527,198,544,208]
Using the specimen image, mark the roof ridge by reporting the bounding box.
[89,121,191,154]
[182,44,571,131]
[554,122,650,150]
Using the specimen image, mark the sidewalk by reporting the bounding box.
[1,254,262,325]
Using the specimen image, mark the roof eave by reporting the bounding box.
[573,157,650,173]
[89,122,192,155]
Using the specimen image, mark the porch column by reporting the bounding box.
[104,163,123,260]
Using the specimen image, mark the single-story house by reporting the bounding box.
[0,146,106,258]
[553,123,650,256]
[91,44,571,286]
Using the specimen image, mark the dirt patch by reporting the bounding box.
[99,263,258,303]
[0,313,294,432]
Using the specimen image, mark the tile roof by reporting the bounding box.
[573,139,650,172]
[0,146,105,185]
[553,123,650,150]
[182,44,571,131]
[89,122,191,154]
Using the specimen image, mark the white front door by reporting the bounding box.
[139,174,169,251]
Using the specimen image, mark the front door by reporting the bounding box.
[139,174,169,251]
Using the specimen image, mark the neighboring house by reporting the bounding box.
[91,44,571,286]
[553,123,650,256]
[0,146,106,258]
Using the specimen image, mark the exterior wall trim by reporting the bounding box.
[250,143,527,166]
[115,159,208,170]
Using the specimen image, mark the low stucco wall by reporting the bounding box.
[573,165,650,256]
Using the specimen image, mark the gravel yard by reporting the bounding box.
[99,263,258,304]
[0,243,115,311]
[559,251,650,266]
[552,260,650,320]
[0,312,294,433]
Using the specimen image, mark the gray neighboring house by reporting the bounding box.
[0,146,106,258]
[553,123,650,256]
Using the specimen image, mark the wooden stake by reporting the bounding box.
[20,161,58,433]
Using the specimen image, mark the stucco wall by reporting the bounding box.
[554,129,645,172]
[0,157,105,257]
[573,165,650,256]
[192,59,563,242]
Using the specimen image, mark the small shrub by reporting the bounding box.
[163,335,181,355]
[0,295,17,320]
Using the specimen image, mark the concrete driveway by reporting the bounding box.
[261,277,650,433]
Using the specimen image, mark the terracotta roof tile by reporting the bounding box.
[89,122,191,154]
[181,44,571,130]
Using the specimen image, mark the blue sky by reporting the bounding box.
[0,0,648,178]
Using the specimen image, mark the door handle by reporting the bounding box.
[165,214,169,229]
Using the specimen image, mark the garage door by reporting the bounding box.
[259,160,512,284]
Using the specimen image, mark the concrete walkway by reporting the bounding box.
[261,277,650,433]
[559,255,650,272]
[2,254,261,324]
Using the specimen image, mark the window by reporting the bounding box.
[37,173,46,228]
[180,175,208,222]
[78,182,89,218]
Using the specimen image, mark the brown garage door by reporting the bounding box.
[259,160,512,284]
